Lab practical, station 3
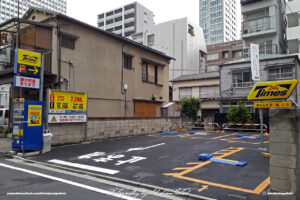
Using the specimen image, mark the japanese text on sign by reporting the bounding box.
[254,101,292,109]
[48,90,87,113]
[48,115,87,123]
[14,75,40,89]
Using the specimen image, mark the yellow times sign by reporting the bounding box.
[49,90,87,113]
[18,49,41,67]
[248,80,298,101]
[254,101,292,109]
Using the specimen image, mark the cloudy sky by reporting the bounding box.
[67,0,200,26]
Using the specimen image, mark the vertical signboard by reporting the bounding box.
[250,43,260,81]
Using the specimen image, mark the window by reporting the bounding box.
[188,24,195,36]
[179,87,192,99]
[232,71,253,88]
[200,86,219,99]
[222,51,229,58]
[147,34,154,46]
[268,66,294,81]
[123,54,133,69]
[207,53,219,61]
[142,62,159,84]
[232,50,242,59]
[61,36,75,49]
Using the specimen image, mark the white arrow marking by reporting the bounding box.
[126,143,165,152]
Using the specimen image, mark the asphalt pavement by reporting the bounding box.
[24,131,270,200]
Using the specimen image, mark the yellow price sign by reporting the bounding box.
[248,80,298,101]
[254,101,292,109]
[49,90,87,113]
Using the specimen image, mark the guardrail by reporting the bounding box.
[221,123,268,133]
[182,122,220,130]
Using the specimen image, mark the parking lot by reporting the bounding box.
[28,131,270,200]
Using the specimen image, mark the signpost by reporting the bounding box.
[250,43,260,81]
[248,80,298,144]
[14,49,41,76]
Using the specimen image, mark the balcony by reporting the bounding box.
[113,29,122,35]
[242,44,278,58]
[232,82,254,88]
[97,18,104,24]
[242,16,276,38]
[114,12,122,18]
[124,26,135,33]
[124,8,135,15]
[106,15,114,21]
[106,23,115,29]
[241,0,263,5]
[124,17,135,24]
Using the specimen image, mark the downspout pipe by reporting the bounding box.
[57,24,62,89]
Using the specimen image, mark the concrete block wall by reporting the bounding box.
[269,109,299,200]
[49,123,85,145]
[87,117,181,141]
[49,117,181,145]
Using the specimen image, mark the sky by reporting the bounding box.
[67,0,200,26]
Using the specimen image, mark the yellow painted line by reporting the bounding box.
[198,185,208,192]
[211,133,237,140]
[173,167,190,170]
[253,177,270,194]
[167,174,266,194]
[163,147,271,194]
[261,153,270,158]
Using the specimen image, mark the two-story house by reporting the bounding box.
[171,72,220,122]
[0,7,173,118]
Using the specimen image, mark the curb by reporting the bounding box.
[11,156,216,200]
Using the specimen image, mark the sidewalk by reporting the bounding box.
[0,138,11,153]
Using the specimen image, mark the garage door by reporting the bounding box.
[134,102,157,117]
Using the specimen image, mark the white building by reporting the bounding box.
[97,2,154,37]
[199,0,240,45]
[0,0,66,23]
[131,17,207,81]
[0,84,10,108]
[287,0,300,54]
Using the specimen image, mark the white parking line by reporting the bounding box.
[126,143,166,152]
[0,162,140,200]
[48,159,120,175]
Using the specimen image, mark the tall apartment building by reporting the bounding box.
[0,0,66,23]
[241,0,288,55]
[199,0,239,45]
[286,0,300,54]
[97,2,154,37]
[130,17,207,81]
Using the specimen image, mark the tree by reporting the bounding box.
[179,97,201,121]
[226,101,253,124]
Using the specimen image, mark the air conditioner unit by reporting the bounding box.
[242,48,249,58]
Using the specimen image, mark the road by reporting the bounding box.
[21,131,270,200]
[0,154,184,200]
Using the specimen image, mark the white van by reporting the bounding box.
[0,108,9,125]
